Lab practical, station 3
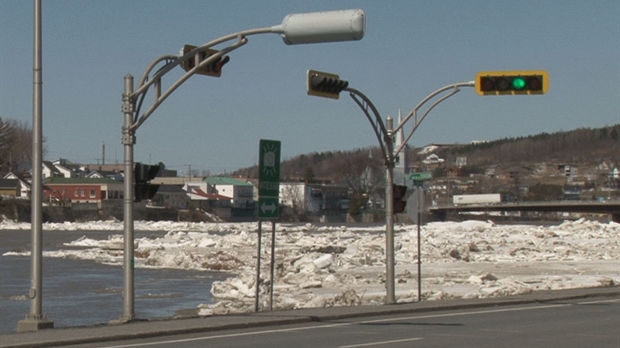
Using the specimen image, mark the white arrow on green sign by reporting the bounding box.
[259,197,279,219]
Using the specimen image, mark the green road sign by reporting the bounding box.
[259,139,281,219]
[258,197,280,219]
[408,172,433,181]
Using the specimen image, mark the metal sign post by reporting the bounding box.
[408,173,431,302]
[254,221,262,312]
[256,140,281,311]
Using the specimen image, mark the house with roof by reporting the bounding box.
[150,185,189,209]
[44,177,124,204]
[42,161,62,178]
[422,153,445,165]
[2,172,31,199]
[0,179,20,198]
[86,169,124,182]
[205,177,254,208]
[183,177,255,219]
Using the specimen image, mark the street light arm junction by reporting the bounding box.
[129,32,257,132]
[392,81,474,156]
[133,27,277,99]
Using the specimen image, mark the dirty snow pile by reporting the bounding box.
[2,218,619,316]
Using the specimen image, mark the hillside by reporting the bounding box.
[233,125,619,200]
[235,125,618,180]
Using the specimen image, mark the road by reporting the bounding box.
[62,297,619,348]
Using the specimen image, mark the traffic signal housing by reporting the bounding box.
[181,44,230,77]
[307,69,349,99]
[475,70,549,96]
[393,184,407,214]
[134,163,163,202]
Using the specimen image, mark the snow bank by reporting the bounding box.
[2,218,619,314]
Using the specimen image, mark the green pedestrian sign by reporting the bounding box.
[258,139,281,219]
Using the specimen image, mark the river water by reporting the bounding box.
[0,229,230,334]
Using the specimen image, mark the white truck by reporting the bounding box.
[452,193,501,206]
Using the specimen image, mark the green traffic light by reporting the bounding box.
[512,77,527,90]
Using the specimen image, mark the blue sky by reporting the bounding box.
[1,1,618,175]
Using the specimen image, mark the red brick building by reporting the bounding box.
[44,177,124,204]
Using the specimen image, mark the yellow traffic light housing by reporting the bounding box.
[475,70,549,96]
[181,44,229,77]
[307,69,349,99]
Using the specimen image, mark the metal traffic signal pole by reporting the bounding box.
[309,68,547,304]
[118,74,136,323]
[307,72,399,303]
[113,9,366,324]
[341,85,399,304]
[308,74,481,304]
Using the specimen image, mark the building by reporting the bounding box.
[204,177,254,208]
[0,179,20,198]
[151,185,189,209]
[2,172,31,199]
[183,177,255,220]
[44,177,124,204]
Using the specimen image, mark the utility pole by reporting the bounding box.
[18,0,53,332]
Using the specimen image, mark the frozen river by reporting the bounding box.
[1,218,618,334]
[0,229,230,334]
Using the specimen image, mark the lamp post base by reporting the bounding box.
[17,315,54,333]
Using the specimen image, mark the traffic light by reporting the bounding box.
[134,163,163,202]
[307,69,349,99]
[181,44,230,77]
[475,70,549,96]
[393,184,407,214]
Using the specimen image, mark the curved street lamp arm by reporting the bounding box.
[395,86,461,155]
[346,87,395,166]
[129,27,281,132]
[134,27,278,98]
[392,81,475,156]
[133,56,177,124]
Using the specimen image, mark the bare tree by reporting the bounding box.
[281,183,306,216]
[333,148,384,215]
[0,116,46,175]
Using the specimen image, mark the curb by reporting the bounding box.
[1,287,618,348]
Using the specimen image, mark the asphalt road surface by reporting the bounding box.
[63,297,619,348]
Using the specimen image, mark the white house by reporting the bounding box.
[2,172,31,199]
[422,154,445,165]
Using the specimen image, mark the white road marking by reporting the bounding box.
[102,302,595,348]
[338,337,424,347]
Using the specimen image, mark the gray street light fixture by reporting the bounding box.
[115,9,366,324]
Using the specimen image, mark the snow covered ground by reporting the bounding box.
[2,218,619,317]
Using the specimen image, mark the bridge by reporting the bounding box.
[429,200,620,223]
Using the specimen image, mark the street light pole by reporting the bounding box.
[119,74,136,322]
[385,117,396,304]
[18,0,54,332]
[326,83,475,305]
[311,72,543,304]
[114,9,365,323]
[344,87,398,304]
